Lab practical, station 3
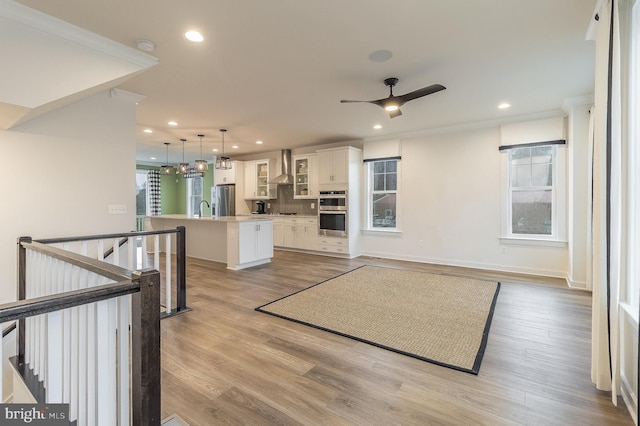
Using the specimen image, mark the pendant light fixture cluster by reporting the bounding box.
[215,128,232,170]
[159,130,232,175]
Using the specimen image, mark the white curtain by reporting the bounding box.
[589,0,625,404]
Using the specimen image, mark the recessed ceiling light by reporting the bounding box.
[184,30,204,42]
[150,157,156,160]
[373,124,382,129]
[256,140,263,144]
[168,121,178,126]
[143,129,153,133]
[498,103,511,109]
[232,145,239,149]
[212,148,219,152]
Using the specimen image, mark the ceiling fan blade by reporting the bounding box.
[340,99,372,103]
[398,84,446,103]
[389,108,402,118]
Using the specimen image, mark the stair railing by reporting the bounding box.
[30,226,189,318]
[2,239,161,425]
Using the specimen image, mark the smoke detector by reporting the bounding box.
[136,39,155,52]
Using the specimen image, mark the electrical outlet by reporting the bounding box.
[108,204,127,215]
[311,202,315,209]
[267,203,271,208]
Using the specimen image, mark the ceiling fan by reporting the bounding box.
[340,77,446,118]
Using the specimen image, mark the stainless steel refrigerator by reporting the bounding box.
[211,185,236,217]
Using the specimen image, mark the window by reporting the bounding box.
[186,175,203,216]
[509,145,553,235]
[366,159,399,230]
[501,142,565,243]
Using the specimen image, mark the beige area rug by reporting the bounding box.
[256,266,500,374]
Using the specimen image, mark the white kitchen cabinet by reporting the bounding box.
[272,217,284,246]
[317,149,348,185]
[317,236,348,254]
[214,160,241,185]
[238,220,273,264]
[282,217,317,250]
[243,159,272,199]
[293,154,319,199]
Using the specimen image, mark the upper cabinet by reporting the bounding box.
[244,159,274,199]
[317,147,361,189]
[214,160,242,185]
[293,154,318,199]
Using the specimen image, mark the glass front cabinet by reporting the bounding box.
[293,154,318,199]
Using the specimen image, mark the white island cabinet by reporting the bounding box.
[147,215,273,270]
[231,220,273,267]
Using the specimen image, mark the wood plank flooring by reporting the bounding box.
[159,250,633,425]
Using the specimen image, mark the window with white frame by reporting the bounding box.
[186,175,203,216]
[501,142,566,242]
[366,159,399,230]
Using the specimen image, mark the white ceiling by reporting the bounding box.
[16,0,596,165]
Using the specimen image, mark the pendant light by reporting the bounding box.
[177,138,189,175]
[160,142,174,175]
[194,134,208,173]
[215,128,232,170]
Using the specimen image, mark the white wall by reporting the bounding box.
[0,90,139,304]
[361,125,571,278]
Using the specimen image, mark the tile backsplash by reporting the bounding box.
[251,184,317,215]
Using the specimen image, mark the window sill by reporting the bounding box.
[362,228,402,236]
[499,237,567,248]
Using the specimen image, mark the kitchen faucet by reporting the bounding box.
[199,200,210,218]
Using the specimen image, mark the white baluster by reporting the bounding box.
[141,236,148,269]
[128,236,135,270]
[87,273,98,424]
[165,233,172,314]
[117,295,131,426]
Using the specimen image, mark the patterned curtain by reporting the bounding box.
[148,170,161,216]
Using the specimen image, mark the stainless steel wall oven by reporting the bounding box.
[319,190,347,237]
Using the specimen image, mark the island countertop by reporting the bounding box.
[153,214,273,222]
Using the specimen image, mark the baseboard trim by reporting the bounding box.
[360,250,568,282]
[620,375,637,426]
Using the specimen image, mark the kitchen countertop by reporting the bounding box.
[152,214,273,222]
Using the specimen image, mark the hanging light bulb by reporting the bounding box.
[177,138,189,175]
[194,134,208,173]
[215,128,232,170]
[160,142,174,175]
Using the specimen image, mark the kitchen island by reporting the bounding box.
[146,215,273,270]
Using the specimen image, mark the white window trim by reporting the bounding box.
[500,144,566,246]
[363,159,401,232]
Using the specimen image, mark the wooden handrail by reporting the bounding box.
[34,228,181,245]
[0,280,139,323]
[21,241,132,282]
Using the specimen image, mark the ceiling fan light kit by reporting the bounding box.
[341,77,446,118]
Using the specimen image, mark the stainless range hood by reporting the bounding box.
[269,149,294,185]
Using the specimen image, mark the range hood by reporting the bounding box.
[269,149,294,185]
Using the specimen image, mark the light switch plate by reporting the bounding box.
[108,204,127,215]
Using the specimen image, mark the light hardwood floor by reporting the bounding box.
[159,250,633,425]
